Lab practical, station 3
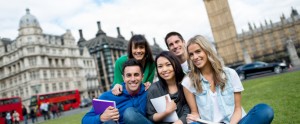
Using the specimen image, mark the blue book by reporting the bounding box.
[92,99,116,114]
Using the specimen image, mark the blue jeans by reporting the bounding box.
[123,107,152,124]
[190,103,274,124]
[238,103,274,124]
[103,107,152,124]
[24,115,28,124]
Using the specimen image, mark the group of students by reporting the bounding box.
[82,32,274,124]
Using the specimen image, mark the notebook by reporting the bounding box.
[150,94,179,122]
[92,99,116,114]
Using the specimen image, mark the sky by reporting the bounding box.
[0,0,299,50]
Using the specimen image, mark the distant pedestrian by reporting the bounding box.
[22,105,28,124]
[58,103,64,116]
[12,110,20,124]
[40,102,49,120]
[30,106,37,123]
[5,112,11,124]
[51,103,59,118]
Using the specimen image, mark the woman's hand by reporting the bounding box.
[186,113,200,123]
[173,119,183,124]
[144,81,151,91]
[165,96,177,114]
[112,84,122,95]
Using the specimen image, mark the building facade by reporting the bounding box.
[78,22,163,92]
[0,9,98,106]
[204,0,300,67]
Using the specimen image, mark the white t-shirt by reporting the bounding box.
[181,61,189,74]
[182,67,244,122]
[210,90,224,122]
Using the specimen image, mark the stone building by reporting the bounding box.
[204,0,300,67]
[78,22,163,92]
[0,9,98,106]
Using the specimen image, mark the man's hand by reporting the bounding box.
[112,84,122,95]
[165,96,177,115]
[144,81,151,91]
[100,106,120,122]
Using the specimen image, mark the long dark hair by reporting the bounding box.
[155,51,185,103]
[127,34,154,64]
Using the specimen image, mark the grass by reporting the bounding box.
[242,71,300,124]
[40,111,86,124]
[40,71,300,124]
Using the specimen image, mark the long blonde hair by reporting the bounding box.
[187,35,227,93]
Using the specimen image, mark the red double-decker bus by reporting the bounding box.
[0,97,23,124]
[30,90,81,113]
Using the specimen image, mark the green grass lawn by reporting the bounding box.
[40,71,300,124]
[242,71,300,124]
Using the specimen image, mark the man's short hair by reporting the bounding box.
[122,59,143,75]
[164,32,184,49]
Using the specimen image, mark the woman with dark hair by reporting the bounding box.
[112,34,155,95]
[147,51,190,124]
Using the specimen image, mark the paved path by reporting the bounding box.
[21,106,91,124]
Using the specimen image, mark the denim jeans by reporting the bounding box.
[24,115,28,124]
[238,103,274,124]
[123,107,152,124]
[189,103,274,124]
[103,107,152,124]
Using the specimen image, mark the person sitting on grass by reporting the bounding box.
[183,35,274,124]
[82,59,152,124]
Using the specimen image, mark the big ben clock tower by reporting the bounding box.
[203,0,242,65]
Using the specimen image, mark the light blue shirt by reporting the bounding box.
[182,67,246,123]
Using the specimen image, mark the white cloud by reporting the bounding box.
[0,0,299,50]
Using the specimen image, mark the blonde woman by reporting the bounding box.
[182,35,274,124]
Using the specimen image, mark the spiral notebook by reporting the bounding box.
[92,99,116,114]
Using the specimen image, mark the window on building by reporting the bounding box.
[65,82,69,90]
[62,59,65,66]
[19,75,22,83]
[55,59,59,66]
[16,90,19,96]
[76,71,79,76]
[53,49,56,54]
[45,84,49,92]
[44,70,47,79]
[2,92,7,98]
[24,73,26,81]
[59,82,63,90]
[29,57,37,66]
[26,87,28,95]
[27,47,35,53]
[41,56,45,64]
[51,70,55,78]
[20,88,24,96]
[52,83,57,91]
[49,59,52,66]
[12,78,16,85]
[64,70,67,77]
[77,81,81,88]
[57,70,61,77]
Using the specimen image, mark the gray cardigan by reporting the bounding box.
[147,81,190,124]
